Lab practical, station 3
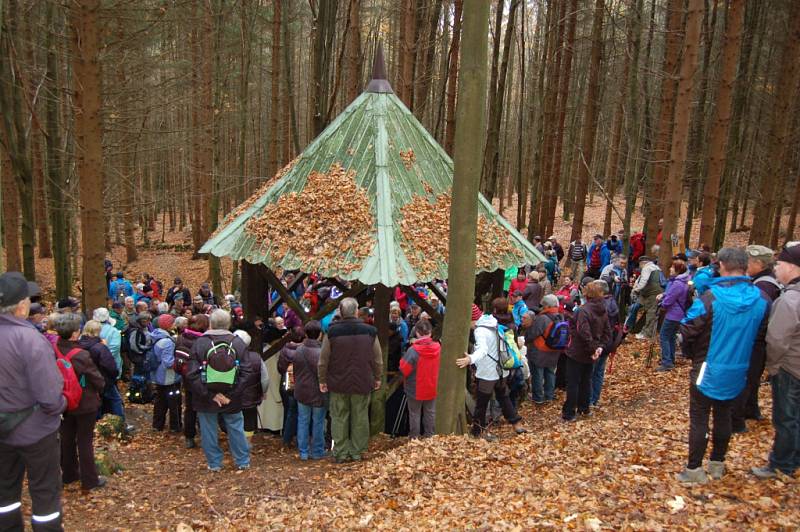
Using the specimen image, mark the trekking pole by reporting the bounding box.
[392,393,407,437]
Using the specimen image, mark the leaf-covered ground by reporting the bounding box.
[56,339,798,531]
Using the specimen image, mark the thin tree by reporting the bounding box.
[659,0,703,268]
[443,0,463,156]
[68,0,106,311]
[697,0,745,247]
[570,0,605,243]
[436,0,490,435]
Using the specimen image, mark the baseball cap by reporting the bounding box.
[28,302,45,316]
[0,272,40,307]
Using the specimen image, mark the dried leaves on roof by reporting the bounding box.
[210,157,299,239]
[400,193,524,279]
[244,163,374,275]
[399,148,416,169]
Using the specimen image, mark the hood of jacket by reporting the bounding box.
[183,328,204,339]
[412,337,440,359]
[475,313,497,329]
[78,336,102,350]
[709,276,763,314]
[150,328,172,342]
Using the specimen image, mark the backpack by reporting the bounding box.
[201,336,241,393]
[127,373,153,404]
[755,276,782,293]
[630,233,645,260]
[128,328,151,366]
[683,282,696,311]
[53,345,84,412]
[173,345,191,376]
[480,324,524,372]
[543,314,570,350]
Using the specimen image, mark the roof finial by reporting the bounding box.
[366,42,393,94]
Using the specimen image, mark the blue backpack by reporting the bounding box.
[544,314,570,350]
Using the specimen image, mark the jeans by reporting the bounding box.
[769,369,800,475]
[280,389,298,446]
[624,301,642,331]
[471,378,521,436]
[99,381,125,419]
[329,392,370,460]
[531,365,556,402]
[562,356,593,420]
[296,402,327,459]
[407,397,436,438]
[591,354,609,405]
[688,381,733,469]
[659,319,680,368]
[197,411,250,469]
[0,431,62,532]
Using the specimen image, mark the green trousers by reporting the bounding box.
[640,295,660,339]
[329,392,370,460]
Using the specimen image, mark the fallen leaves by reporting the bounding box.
[667,495,686,513]
[399,192,524,279]
[399,148,416,169]
[245,163,375,275]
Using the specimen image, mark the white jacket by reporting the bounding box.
[468,314,506,381]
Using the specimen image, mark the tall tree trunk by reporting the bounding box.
[311,0,339,135]
[344,0,363,104]
[238,2,253,204]
[443,0,462,156]
[697,0,745,247]
[569,0,605,243]
[1,152,21,271]
[268,0,281,177]
[660,0,703,268]
[207,1,223,295]
[398,0,415,108]
[414,0,443,121]
[643,0,683,245]
[749,2,800,244]
[44,2,70,298]
[69,0,106,311]
[785,170,800,242]
[436,0,489,435]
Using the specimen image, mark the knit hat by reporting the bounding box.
[541,294,559,309]
[776,242,800,268]
[156,314,175,330]
[746,245,775,265]
[471,304,483,321]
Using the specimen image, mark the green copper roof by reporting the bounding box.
[200,90,544,285]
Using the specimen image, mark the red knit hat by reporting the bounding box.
[157,314,175,331]
[471,304,483,321]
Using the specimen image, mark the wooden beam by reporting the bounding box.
[260,267,310,322]
[426,281,447,304]
[399,285,443,340]
[267,272,307,315]
[370,284,392,436]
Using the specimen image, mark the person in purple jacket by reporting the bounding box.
[0,272,66,531]
[656,261,691,371]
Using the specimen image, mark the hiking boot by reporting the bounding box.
[676,467,708,484]
[513,423,528,435]
[471,431,498,442]
[562,416,577,424]
[83,476,107,492]
[732,423,748,434]
[237,464,250,471]
[655,365,674,372]
[185,437,196,449]
[207,466,222,473]
[635,333,647,340]
[708,461,725,480]
[751,466,777,480]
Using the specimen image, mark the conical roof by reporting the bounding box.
[200,50,544,286]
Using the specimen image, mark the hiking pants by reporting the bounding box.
[60,412,100,490]
[768,369,800,475]
[152,383,182,431]
[329,392,370,460]
[471,378,521,436]
[733,344,767,430]
[0,431,62,532]
[562,356,593,420]
[640,295,659,339]
[688,383,733,469]
[406,397,436,438]
[183,387,198,439]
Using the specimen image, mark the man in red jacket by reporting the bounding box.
[400,320,441,438]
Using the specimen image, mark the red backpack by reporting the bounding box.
[54,345,84,412]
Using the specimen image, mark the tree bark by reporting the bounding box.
[749,1,800,244]
[697,0,744,247]
[443,0,462,156]
[344,0,363,104]
[68,0,106,311]
[659,0,703,269]
[268,0,281,178]
[569,0,605,243]
[643,0,683,246]
[436,0,489,435]
[1,150,21,271]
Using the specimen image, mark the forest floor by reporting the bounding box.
[51,338,799,530]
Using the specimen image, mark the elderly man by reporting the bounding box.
[186,309,251,471]
[318,297,382,463]
[753,242,800,479]
[0,273,66,532]
[677,248,770,483]
[732,246,781,432]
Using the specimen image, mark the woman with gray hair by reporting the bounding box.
[523,295,565,404]
[50,313,107,490]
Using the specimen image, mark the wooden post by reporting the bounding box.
[240,261,269,319]
[267,272,307,315]
[260,267,309,322]
[369,284,391,436]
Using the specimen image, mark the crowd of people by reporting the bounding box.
[1,233,799,529]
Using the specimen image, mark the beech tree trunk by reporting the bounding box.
[569,0,604,243]
[436,0,489,435]
[660,0,703,268]
[268,0,281,177]
[1,152,21,271]
[443,0,462,156]
[344,0,362,104]
[697,0,745,247]
[69,0,106,311]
